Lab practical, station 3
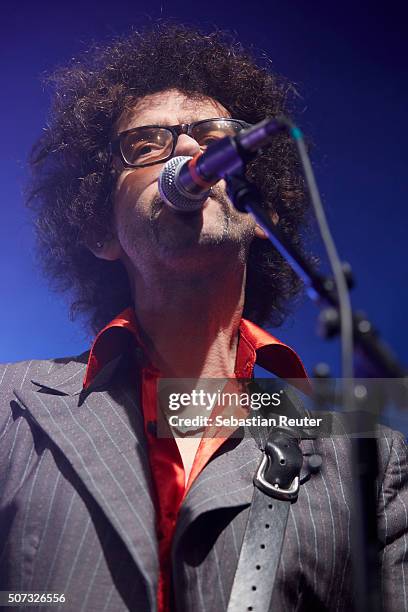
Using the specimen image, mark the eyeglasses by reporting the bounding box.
[110,117,251,168]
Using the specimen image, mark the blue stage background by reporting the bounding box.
[1,1,407,431]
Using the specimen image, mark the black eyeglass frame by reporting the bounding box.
[110,117,252,168]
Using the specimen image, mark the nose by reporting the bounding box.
[173,133,201,158]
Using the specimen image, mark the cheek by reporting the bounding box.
[114,168,160,220]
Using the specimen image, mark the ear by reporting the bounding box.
[86,235,122,261]
[254,212,279,239]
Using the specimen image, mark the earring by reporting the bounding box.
[96,241,104,249]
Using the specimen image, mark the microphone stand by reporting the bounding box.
[226,171,407,612]
[226,173,405,379]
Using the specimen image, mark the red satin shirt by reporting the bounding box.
[83,307,306,612]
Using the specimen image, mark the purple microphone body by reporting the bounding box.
[158,117,286,212]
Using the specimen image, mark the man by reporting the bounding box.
[0,23,407,612]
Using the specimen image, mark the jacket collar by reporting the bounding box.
[82,307,308,390]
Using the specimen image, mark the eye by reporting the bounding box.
[199,136,219,147]
[196,127,234,147]
[130,141,164,159]
[137,144,155,155]
[132,141,162,152]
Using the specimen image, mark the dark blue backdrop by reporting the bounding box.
[1,1,407,430]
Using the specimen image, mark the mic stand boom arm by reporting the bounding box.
[226,172,406,378]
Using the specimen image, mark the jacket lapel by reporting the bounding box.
[173,418,314,550]
[173,431,263,550]
[13,357,159,610]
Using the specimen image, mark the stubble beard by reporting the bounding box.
[148,184,255,265]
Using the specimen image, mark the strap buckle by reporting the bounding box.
[254,455,300,501]
[253,429,303,501]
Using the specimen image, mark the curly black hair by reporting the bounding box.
[27,22,309,334]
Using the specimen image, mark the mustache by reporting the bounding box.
[150,184,232,220]
[150,194,164,221]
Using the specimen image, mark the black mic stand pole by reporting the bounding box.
[226,171,406,612]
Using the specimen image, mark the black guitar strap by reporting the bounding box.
[227,385,319,612]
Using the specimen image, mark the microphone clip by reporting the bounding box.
[225,171,262,214]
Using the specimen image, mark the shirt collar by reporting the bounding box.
[83,306,307,389]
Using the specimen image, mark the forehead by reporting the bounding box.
[116,89,230,133]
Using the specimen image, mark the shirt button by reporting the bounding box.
[147,421,157,436]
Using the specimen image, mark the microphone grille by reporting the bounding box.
[158,155,209,212]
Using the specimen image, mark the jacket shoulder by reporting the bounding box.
[0,352,89,426]
[0,351,88,394]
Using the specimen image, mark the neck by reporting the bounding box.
[131,262,246,378]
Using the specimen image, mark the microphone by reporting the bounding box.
[158,117,287,212]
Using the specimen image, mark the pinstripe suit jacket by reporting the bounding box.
[0,353,407,612]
